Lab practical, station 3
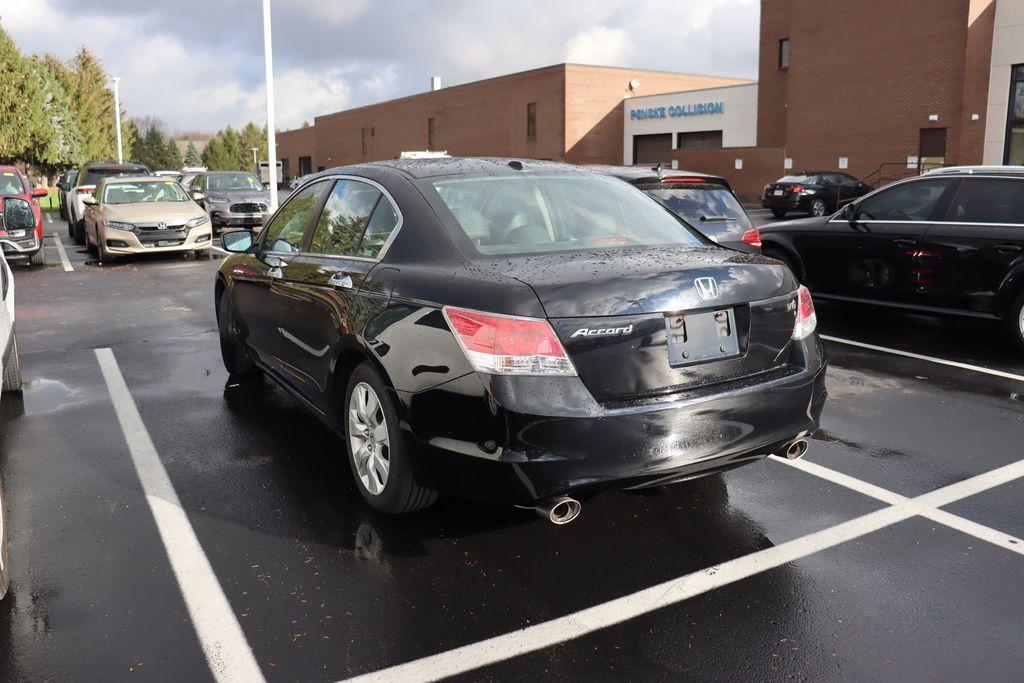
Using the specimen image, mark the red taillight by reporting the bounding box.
[442,306,576,376]
[76,186,95,194]
[741,228,762,249]
[790,185,805,193]
[763,184,771,193]
[793,286,817,340]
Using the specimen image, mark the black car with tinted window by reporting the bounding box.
[759,166,1024,346]
[762,172,872,218]
[591,165,761,252]
[215,159,826,520]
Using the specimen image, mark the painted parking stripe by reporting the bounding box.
[211,245,230,256]
[821,334,1024,383]
[51,234,73,272]
[45,213,52,223]
[95,348,266,683]
[344,454,1024,682]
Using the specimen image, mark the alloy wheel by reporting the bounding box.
[811,200,826,216]
[348,382,390,495]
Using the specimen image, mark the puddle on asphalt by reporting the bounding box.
[19,378,82,414]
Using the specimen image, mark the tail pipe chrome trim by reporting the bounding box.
[523,496,582,525]
[784,438,809,460]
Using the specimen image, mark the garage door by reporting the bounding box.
[633,134,672,166]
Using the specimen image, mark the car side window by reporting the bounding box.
[356,198,400,258]
[945,178,1024,225]
[308,179,382,257]
[853,179,952,222]
[261,180,329,253]
[840,174,860,188]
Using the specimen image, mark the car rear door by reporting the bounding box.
[231,180,331,372]
[804,177,955,302]
[272,177,401,409]
[917,176,1024,315]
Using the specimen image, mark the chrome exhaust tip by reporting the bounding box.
[785,438,809,460]
[534,496,582,525]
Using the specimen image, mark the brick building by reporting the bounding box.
[275,64,749,180]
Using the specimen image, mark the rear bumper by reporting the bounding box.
[762,194,812,211]
[401,338,827,503]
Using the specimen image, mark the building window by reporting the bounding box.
[778,38,790,70]
[361,128,368,155]
[527,102,537,140]
[676,130,723,151]
[298,156,312,176]
[1006,64,1024,165]
[428,117,436,149]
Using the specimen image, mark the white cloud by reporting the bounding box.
[565,25,635,65]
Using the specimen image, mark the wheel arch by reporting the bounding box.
[327,341,398,433]
[760,236,807,282]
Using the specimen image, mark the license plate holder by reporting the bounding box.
[666,309,741,366]
[773,189,784,196]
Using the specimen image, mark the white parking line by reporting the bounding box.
[51,234,73,272]
[345,454,1024,682]
[821,334,1024,383]
[211,245,230,256]
[95,349,266,683]
[45,213,52,223]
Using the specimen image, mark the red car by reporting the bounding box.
[0,166,47,265]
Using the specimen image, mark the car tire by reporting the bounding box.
[771,208,787,219]
[2,332,23,393]
[1008,290,1024,350]
[217,288,260,378]
[344,362,438,514]
[763,246,801,282]
[73,219,85,245]
[27,248,45,267]
[810,198,827,217]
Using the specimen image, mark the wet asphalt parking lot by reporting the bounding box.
[1,214,1023,681]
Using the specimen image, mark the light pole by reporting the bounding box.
[112,77,123,163]
[262,0,278,209]
[251,146,259,177]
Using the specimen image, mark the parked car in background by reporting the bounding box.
[57,168,78,221]
[0,166,46,266]
[590,165,761,252]
[64,162,151,244]
[186,171,270,232]
[153,170,184,182]
[216,158,826,519]
[762,172,872,218]
[0,251,19,600]
[760,166,1024,346]
[82,176,213,262]
[288,173,313,190]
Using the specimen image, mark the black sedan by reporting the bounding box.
[762,172,871,218]
[759,166,1024,346]
[589,165,761,252]
[215,159,827,520]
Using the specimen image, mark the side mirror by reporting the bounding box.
[840,203,856,221]
[192,192,206,202]
[82,195,97,206]
[58,182,70,191]
[221,229,254,253]
[32,187,49,198]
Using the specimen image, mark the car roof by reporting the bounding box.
[99,175,174,184]
[0,165,21,175]
[82,163,149,171]
[922,165,1024,178]
[316,157,587,180]
[587,164,727,184]
[204,170,259,175]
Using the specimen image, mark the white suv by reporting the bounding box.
[0,252,20,599]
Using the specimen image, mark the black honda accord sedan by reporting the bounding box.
[215,158,827,520]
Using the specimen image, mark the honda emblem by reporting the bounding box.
[694,277,719,300]
[157,221,168,230]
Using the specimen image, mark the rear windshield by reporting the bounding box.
[83,168,148,185]
[208,173,263,191]
[638,184,752,231]
[0,171,26,196]
[103,181,189,204]
[777,175,813,183]
[431,174,704,256]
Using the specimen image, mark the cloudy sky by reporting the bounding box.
[2,0,759,134]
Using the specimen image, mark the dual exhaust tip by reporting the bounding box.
[526,440,808,524]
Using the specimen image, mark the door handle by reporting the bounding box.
[893,238,916,248]
[995,245,1022,254]
[329,273,354,289]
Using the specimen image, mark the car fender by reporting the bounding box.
[994,260,1024,317]
[760,235,807,281]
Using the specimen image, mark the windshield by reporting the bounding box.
[103,181,189,204]
[0,171,26,197]
[640,185,752,230]
[208,173,263,192]
[432,174,704,256]
[83,168,147,185]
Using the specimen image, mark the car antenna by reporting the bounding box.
[653,162,662,173]
[507,160,524,170]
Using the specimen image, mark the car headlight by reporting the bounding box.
[105,220,135,232]
[186,215,210,228]
[210,197,229,204]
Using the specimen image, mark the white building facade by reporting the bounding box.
[622,83,757,167]
[984,0,1024,164]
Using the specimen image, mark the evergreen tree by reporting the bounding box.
[200,136,232,171]
[23,55,83,172]
[184,140,201,166]
[164,137,183,170]
[119,110,136,163]
[67,47,117,161]
[0,25,46,163]
[218,126,246,170]
[238,122,267,171]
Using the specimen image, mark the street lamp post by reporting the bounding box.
[112,77,123,163]
[251,146,259,177]
[262,0,278,210]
